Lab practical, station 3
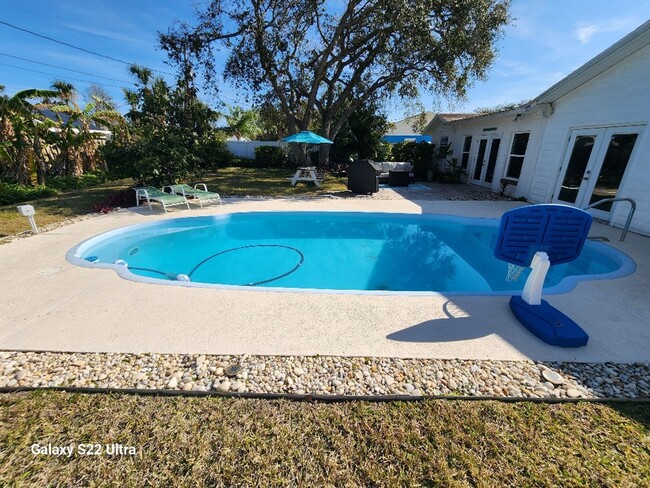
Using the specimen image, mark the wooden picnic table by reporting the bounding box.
[290,166,322,187]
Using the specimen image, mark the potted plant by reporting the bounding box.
[431,143,453,182]
[443,157,466,183]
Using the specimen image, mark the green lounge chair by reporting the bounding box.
[163,183,222,208]
[134,186,191,213]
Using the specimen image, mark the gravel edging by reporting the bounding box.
[1,351,648,400]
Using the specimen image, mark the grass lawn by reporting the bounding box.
[0,179,131,237]
[200,166,348,198]
[1,392,648,486]
[0,167,348,237]
[5,170,647,485]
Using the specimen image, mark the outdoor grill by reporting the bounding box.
[347,159,379,194]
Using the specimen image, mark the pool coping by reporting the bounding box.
[1,197,649,365]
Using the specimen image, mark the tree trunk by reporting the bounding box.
[15,147,31,186]
[289,143,308,165]
[82,138,99,173]
[70,148,83,177]
[318,143,331,168]
[33,137,47,185]
[318,120,333,168]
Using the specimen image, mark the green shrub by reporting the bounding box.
[254,145,289,168]
[197,138,232,170]
[375,140,392,162]
[0,183,58,206]
[103,129,237,185]
[102,131,202,186]
[391,142,435,180]
[46,172,107,192]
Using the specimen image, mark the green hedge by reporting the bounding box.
[254,145,289,168]
[0,172,108,206]
[46,172,107,192]
[0,183,58,206]
[391,142,435,180]
[196,138,232,170]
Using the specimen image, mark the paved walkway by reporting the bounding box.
[1,197,648,363]
[371,182,509,201]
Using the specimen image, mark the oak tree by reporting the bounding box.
[161,0,510,164]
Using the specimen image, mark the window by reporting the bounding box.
[460,136,472,170]
[506,133,530,179]
[439,136,449,147]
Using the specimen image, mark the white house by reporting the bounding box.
[425,20,650,236]
[424,113,478,151]
[384,112,435,144]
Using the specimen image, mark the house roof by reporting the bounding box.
[386,112,435,135]
[422,112,477,134]
[39,108,107,131]
[426,19,650,127]
[435,113,476,122]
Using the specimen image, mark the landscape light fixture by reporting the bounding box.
[16,205,39,234]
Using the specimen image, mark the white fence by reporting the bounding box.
[226,141,286,159]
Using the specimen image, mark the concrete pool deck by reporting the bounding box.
[1,198,648,364]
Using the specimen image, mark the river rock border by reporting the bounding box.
[1,351,648,400]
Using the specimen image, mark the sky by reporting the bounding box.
[1,0,650,122]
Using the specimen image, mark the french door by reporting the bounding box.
[554,125,642,218]
[471,136,501,187]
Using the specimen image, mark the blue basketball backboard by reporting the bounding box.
[494,204,592,267]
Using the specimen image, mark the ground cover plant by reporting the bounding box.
[0,178,131,237]
[1,391,648,486]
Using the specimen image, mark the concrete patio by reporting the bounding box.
[1,197,648,363]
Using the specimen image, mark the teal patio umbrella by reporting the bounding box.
[282,130,334,144]
[282,131,333,166]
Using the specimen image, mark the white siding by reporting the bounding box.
[430,112,547,196]
[434,125,456,153]
[531,44,650,235]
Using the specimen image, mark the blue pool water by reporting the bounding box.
[67,212,635,294]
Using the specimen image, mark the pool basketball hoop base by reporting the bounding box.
[495,205,593,348]
[509,296,589,348]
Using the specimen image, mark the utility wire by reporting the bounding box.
[0,19,175,76]
[0,61,128,90]
[0,52,135,85]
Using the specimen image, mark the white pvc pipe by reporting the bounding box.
[27,215,39,234]
[521,252,550,305]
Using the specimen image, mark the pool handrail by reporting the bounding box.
[582,197,636,242]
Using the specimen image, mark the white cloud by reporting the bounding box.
[575,25,598,43]
[493,59,539,77]
[575,17,642,44]
[62,23,152,48]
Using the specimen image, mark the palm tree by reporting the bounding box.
[0,86,60,185]
[225,106,261,141]
[48,81,123,176]
[123,65,171,130]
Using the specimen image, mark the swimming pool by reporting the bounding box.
[66,211,635,294]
